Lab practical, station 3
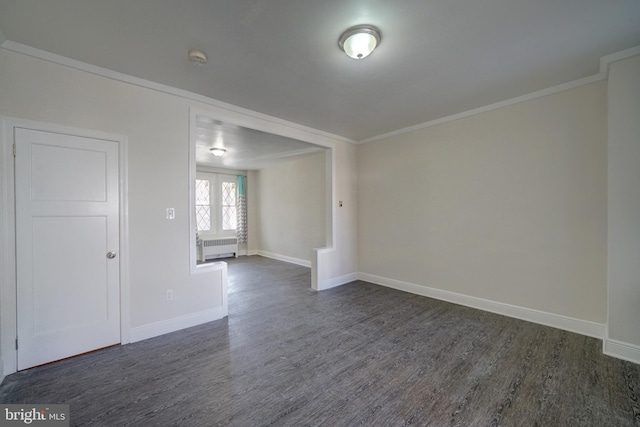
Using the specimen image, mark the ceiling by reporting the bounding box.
[1,0,639,144]
[194,115,326,170]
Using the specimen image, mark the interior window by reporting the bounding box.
[196,172,237,236]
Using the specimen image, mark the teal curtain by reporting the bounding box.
[237,174,246,196]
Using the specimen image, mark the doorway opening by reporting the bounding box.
[188,109,334,286]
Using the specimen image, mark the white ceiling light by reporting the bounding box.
[338,25,381,59]
[209,147,226,157]
[188,49,207,66]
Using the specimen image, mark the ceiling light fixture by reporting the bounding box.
[338,24,381,59]
[209,147,226,157]
[188,49,207,66]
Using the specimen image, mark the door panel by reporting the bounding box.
[31,143,108,202]
[15,128,120,370]
[32,216,108,333]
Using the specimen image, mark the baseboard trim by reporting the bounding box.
[129,306,228,343]
[603,338,640,364]
[317,272,358,291]
[358,273,605,339]
[256,250,311,268]
[254,251,355,291]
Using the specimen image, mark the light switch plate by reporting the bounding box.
[166,208,175,220]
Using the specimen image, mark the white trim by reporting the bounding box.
[189,109,199,275]
[0,118,17,377]
[0,41,354,145]
[358,272,606,339]
[325,148,336,249]
[196,165,248,176]
[0,117,130,375]
[118,131,131,345]
[358,45,640,144]
[358,75,602,144]
[129,307,227,343]
[253,249,356,290]
[0,117,13,380]
[603,338,640,365]
[317,272,358,291]
[257,250,311,268]
[132,262,226,343]
[188,107,337,283]
[600,46,640,77]
[2,40,638,146]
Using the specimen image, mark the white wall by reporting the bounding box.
[0,47,358,371]
[0,48,224,331]
[605,54,640,363]
[358,82,608,325]
[316,142,358,288]
[255,151,327,264]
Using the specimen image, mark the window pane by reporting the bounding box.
[196,206,211,231]
[221,181,237,231]
[222,182,236,206]
[195,180,210,205]
[195,179,211,231]
[222,206,236,231]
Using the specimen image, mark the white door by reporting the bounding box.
[15,128,120,370]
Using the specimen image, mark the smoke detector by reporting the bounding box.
[188,50,207,66]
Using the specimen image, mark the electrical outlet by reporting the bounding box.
[165,290,173,301]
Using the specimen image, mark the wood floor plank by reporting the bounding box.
[1,255,639,426]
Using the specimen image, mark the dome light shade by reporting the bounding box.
[338,25,381,59]
[188,49,207,65]
[209,147,226,157]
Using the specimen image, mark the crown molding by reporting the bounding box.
[2,38,638,147]
[0,40,356,146]
[600,45,640,77]
[357,45,640,145]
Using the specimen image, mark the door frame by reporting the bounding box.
[0,116,130,377]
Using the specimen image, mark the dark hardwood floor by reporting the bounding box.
[1,256,639,426]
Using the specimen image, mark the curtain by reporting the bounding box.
[236,175,248,244]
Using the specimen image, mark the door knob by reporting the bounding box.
[106,251,117,259]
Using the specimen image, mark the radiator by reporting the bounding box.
[199,237,238,261]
